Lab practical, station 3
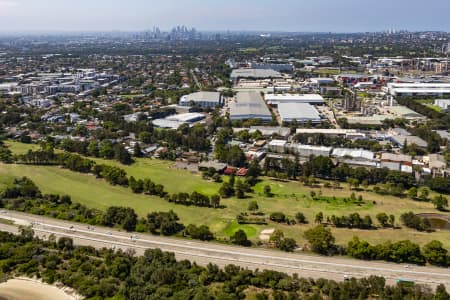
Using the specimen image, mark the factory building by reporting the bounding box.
[179,91,222,108]
[380,153,413,173]
[249,63,294,72]
[434,99,450,112]
[278,103,322,124]
[288,144,333,158]
[387,83,450,97]
[265,94,325,106]
[229,92,272,121]
[230,69,283,82]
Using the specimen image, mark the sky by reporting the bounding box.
[0,0,449,33]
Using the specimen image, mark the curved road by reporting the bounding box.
[1,210,449,288]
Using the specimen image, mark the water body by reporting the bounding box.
[417,213,450,230]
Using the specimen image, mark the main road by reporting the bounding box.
[1,210,449,289]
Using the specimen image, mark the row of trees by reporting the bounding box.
[16,149,221,209]
[348,237,450,267]
[304,225,450,267]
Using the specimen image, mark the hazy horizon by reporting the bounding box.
[0,0,449,33]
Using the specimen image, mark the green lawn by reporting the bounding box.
[2,141,450,247]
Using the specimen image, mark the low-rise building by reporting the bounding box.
[268,140,287,153]
[380,153,413,173]
[179,91,222,108]
[278,103,321,124]
[287,144,333,158]
[434,99,450,112]
[229,92,272,121]
[265,94,325,106]
[230,69,283,82]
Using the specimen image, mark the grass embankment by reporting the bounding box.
[2,141,450,247]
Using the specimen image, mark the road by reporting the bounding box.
[1,210,449,289]
[190,69,202,89]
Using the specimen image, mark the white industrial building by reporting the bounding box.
[288,144,333,157]
[295,128,366,139]
[332,148,375,160]
[152,113,205,129]
[387,83,450,97]
[278,103,321,123]
[179,91,222,108]
[268,140,288,153]
[265,94,325,106]
[229,92,272,121]
[166,113,205,123]
[434,99,450,112]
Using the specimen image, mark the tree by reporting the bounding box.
[270,212,286,223]
[231,229,250,246]
[389,214,396,227]
[418,187,430,201]
[432,195,448,211]
[295,212,307,224]
[114,144,133,165]
[315,212,324,224]
[347,178,359,190]
[407,187,418,199]
[263,185,272,197]
[376,213,389,227]
[248,201,259,212]
[269,229,284,247]
[186,225,214,241]
[133,143,142,157]
[210,194,221,208]
[423,240,448,267]
[219,182,234,198]
[278,238,297,252]
[435,284,450,300]
[57,237,74,251]
[235,180,246,199]
[304,225,335,255]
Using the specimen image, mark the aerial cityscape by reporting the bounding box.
[0,1,449,299]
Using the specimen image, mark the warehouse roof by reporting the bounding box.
[278,103,321,122]
[332,148,374,160]
[229,92,272,120]
[166,113,205,123]
[230,69,283,80]
[381,153,412,163]
[388,106,425,119]
[391,135,428,148]
[265,93,325,104]
[180,91,221,103]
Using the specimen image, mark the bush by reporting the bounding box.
[270,212,286,223]
[295,212,308,224]
[231,229,250,246]
[304,225,335,255]
[400,212,433,232]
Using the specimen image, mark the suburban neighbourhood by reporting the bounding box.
[0,1,449,299]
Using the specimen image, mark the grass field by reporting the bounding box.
[2,141,450,247]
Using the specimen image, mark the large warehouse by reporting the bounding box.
[387,83,450,97]
[229,92,272,121]
[265,94,325,106]
[179,91,222,108]
[230,69,283,82]
[278,103,321,123]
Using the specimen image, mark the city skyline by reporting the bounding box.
[0,0,449,33]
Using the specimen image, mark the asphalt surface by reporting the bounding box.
[1,210,449,288]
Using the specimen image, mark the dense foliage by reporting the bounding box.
[0,231,447,299]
